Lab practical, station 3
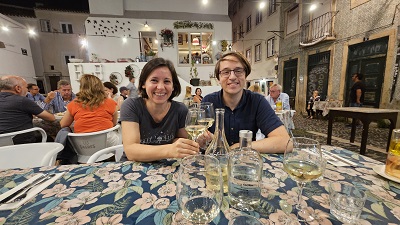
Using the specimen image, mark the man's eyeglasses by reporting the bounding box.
[219,68,245,78]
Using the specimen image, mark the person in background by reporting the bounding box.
[265,83,290,110]
[44,80,76,113]
[103,81,119,102]
[126,75,138,98]
[0,75,55,144]
[248,84,263,95]
[202,52,289,153]
[58,74,119,163]
[306,90,320,119]
[117,86,128,110]
[120,58,199,162]
[350,73,365,107]
[26,83,45,103]
[193,87,203,103]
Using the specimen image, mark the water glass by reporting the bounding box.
[228,214,264,225]
[176,155,223,224]
[385,129,400,179]
[328,182,366,224]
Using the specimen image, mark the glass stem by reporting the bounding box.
[296,182,306,210]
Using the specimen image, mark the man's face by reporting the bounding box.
[269,87,280,100]
[122,90,128,96]
[59,84,72,100]
[17,80,28,97]
[30,85,40,95]
[352,74,357,82]
[218,55,246,97]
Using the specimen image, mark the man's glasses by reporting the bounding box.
[219,68,245,78]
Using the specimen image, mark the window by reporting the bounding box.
[246,15,252,33]
[256,11,262,25]
[40,19,51,32]
[268,0,277,16]
[64,55,75,65]
[286,5,299,35]
[60,22,73,34]
[177,31,214,65]
[239,23,244,38]
[267,37,275,58]
[255,43,261,62]
[246,48,251,63]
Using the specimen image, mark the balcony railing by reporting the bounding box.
[300,11,338,46]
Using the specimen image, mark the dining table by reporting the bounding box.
[33,114,64,140]
[0,145,399,225]
[313,100,343,117]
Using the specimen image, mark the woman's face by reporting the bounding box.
[142,66,173,104]
[104,87,113,95]
[196,89,202,96]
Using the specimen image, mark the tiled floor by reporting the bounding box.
[291,114,389,163]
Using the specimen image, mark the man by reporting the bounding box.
[26,83,45,102]
[117,86,129,110]
[265,83,291,110]
[126,76,138,98]
[202,52,289,153]
[350,73,366,107]
[0,75,55,144]
[44,80,76,113]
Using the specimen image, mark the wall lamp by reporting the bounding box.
[144,21,149,28]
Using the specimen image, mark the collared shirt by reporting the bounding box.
[26,92,45,102]
[44,92,76,113]
[203,89,283,146]
[265,92,291,110]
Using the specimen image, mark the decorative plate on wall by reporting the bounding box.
[129,64,140,77]
[109,72,122,85]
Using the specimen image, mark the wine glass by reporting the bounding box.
[199,102,215,149]
[283,137,324,221]
[185,108,206,142]
[176,155,223,224]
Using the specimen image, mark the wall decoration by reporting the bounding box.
[109,72,122,85]
[160,28,174,47]
[178,34,183,45]
[173,21,214,30]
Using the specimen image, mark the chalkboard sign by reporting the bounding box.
[307,51,330,100]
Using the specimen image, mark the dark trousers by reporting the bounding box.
[306,103,315,117]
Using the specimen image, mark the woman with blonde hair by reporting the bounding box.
[248,84,262,94]
[60,74,119,146]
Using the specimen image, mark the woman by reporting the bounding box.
[60,74,119,146]
[306,90,320,119]
[103,81,119,102]
[120,58,199,162]
[192,87,203,103]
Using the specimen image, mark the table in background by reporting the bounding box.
[275,110,295,130]
[327,107,399,155]
[33,115,63,140]
[1,145,399,224]
[313,100,343,117]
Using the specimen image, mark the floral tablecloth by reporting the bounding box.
[0,145,399,225]
[313,100,343,117]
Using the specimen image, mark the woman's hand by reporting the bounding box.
[171,138,199,158]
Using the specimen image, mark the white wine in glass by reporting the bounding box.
[198,102,215,129]
[185,108,206,142]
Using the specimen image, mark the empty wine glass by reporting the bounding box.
[185,108,206,142]
[176,155,223,224]
[283,137,324,221]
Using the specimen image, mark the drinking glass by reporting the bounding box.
[185,108,206,142]
[199,102,215,149]
[283,137,324,219]
[385,129,400,179]
[176,155,223,224]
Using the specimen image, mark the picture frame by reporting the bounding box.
[178,34,183,45]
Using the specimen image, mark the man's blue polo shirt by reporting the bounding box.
[203,89,283,146]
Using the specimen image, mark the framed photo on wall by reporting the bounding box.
[178,34,183,45]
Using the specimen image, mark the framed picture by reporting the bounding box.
[178,34,183,45]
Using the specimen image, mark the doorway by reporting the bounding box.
[283,58,298,109]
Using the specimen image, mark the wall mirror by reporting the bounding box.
[139,31,157,57]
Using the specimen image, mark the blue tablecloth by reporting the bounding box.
[0,145,399,224]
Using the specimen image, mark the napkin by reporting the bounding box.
[0,172,64,211]
[322,150,358,167]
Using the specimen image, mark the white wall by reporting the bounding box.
[89,0,124,16]
[0,13,36,83]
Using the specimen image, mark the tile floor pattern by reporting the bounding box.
[291,114,389,163]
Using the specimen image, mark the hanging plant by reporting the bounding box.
[160,28,174,47]
[173,20,214,29]
[220,40,228,52]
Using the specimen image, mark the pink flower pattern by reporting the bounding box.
[134,192,158,210]
[55,210,91,225]
[95,214,123,225]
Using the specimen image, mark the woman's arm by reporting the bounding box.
[112,108,118,125]
[60,110,74,128]
[193,95,201,103]
[122,121,199,162]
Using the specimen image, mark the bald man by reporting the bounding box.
[0,75,55,144]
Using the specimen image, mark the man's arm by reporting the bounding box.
[356,89,362,104]
[36,110,55,122]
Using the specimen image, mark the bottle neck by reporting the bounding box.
[215,109,225,133]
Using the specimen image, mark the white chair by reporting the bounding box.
[0,143,63,169]
[0,127,47,147]
[87,144,124,163]
[67,124,121,163]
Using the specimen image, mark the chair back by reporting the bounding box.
[67,124,121,163]
[0,127,47,147]
[87,144,124,163]
[0,143,63,169]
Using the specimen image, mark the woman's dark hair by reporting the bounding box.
[195,88,202,94]
[214,52,251,80]
[138,57,181,101]
[103,81,118,95]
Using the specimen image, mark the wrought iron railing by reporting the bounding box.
[300,11,338,46]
